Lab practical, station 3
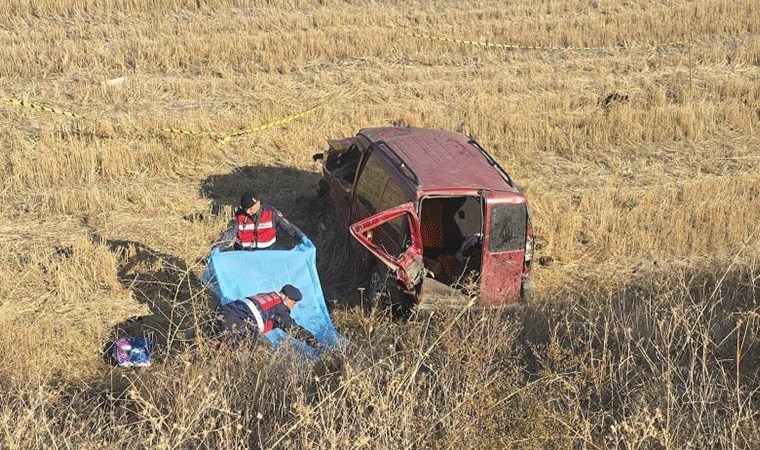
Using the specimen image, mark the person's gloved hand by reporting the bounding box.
[299,236,313,248]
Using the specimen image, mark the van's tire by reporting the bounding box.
[317,179,328,198]
[365,265,393,311]
[365,265,414,317]
[520,278,533,302]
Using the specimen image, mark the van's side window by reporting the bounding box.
[354,153,386,214]
[379,214,410,258]
[378,177,407,212]
[376,179,411,257]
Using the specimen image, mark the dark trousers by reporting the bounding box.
[216,305,260,345]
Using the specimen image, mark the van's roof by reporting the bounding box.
[358,127,517,192]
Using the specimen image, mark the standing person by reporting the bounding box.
[216,284,321,348]
[216,191,305,251]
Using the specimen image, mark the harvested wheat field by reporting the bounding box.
[0,0,759,447]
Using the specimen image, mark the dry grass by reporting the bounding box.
[0,0,759,448]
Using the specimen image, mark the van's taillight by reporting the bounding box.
[525,220,534,264]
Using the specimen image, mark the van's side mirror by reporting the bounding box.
[312,153,324,162]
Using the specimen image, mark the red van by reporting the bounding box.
[314,127,533,308]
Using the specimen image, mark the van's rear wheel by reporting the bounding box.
[520,278,533,302]
[365,265,414,317]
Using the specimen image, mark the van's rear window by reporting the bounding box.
[489,203,526,252]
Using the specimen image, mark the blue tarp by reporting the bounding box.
[201,237,342,356]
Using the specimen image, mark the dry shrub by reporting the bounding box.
[1,261,757,448]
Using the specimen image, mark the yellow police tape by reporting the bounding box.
[3,96,327,142]
[218,98,327,142]
[405,32,689,52]
[158,126,218,139]
[2,97,89,121]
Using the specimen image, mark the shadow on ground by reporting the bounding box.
[92,235,215,364]
[201,164,323,236]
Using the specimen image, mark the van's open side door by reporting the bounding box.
[481,191,529,305]
[349,203,425,291]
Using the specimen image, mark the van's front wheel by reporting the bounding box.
[365,265,392,311]
[365,265,414,317]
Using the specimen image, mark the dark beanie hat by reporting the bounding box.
[281,284,303,301]
[240,191,258,209]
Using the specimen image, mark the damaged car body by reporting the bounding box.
[314,127,533,308]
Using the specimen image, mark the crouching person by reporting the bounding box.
[216,284,321,349]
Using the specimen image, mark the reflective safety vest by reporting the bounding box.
[239,292,283,334]
[235,208,276,249]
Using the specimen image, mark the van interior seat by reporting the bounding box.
[420,198,444,250]
[420,198,465,283]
